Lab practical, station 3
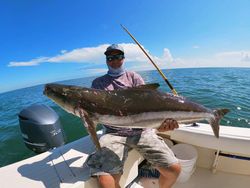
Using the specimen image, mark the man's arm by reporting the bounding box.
[91,78,103,89]
[132,72,145,86]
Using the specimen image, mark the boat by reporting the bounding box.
[1,122,250,188]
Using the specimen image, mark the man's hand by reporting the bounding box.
[157,118,179,132]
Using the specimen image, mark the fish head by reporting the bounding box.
[44,83,84,115]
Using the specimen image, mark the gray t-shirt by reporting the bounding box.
[91,71,145,136]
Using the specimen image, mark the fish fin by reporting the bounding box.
[78,108,101,150]
[209,109,230,138]
[133,83,160,90]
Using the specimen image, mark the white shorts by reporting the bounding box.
[86,129,178,176]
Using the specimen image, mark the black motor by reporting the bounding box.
[19,104,65,153]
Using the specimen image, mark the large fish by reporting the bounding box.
[44,83,229,148]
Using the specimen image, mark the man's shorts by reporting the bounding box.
[86,129,178,176]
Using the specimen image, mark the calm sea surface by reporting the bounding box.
[0,68,249,167]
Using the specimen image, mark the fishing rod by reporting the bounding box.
[120,24,178,96]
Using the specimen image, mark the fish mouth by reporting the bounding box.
[43,83,61,96]
[43,84,53,96]
[43,84,49,95]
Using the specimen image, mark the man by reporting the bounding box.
[90,44,181,188]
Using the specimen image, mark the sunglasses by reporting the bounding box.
[106,54,125,61]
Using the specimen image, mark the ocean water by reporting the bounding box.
[0,68,249,167]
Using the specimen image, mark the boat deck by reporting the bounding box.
[136,167,250,188]
[0,131,143,188]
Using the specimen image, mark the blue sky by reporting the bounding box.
[1,0,250,93]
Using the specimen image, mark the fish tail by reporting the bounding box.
[209,109,230,138]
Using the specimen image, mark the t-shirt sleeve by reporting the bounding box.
[132,72,145,86]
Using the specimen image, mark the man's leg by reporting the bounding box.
[87,134,128,188]
[157,163,181,188]
[132,130,180,188]
[98,174,121,188]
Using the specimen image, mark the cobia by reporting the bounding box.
[44,83,229,148]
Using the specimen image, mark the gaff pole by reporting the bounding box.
[121,24,178,95]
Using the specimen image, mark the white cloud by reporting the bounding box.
[193,45,200,49]
[242,53,250,62]
[61,50,67,54]
[8,57,49,67]
[120,43,148,62]
[48,44,109,63]
[8,43,250,69]
[8,44,110,67]
[214,50,250,66]
[79,68,107,75]
[175,50,250,68]
[154,48,174,65]
[8,43,146,67]
[215,50,250,61]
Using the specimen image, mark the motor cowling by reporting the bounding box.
[19,104,66,153]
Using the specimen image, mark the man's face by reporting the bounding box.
[106,50,125,69]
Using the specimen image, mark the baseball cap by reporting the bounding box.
[104,44,124,55]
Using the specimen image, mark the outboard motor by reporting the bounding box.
[19,104,66,153]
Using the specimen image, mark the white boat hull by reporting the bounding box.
[0,123,250,188]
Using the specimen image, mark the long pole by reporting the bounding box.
[121,24,178,96]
